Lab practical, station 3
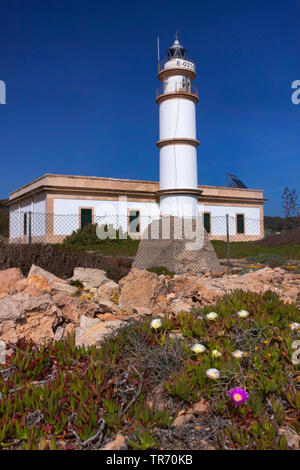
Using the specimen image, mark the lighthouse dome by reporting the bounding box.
[166,38,188,59]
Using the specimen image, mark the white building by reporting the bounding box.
[8,37,267,243]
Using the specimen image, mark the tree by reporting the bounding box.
[281,187,299,230]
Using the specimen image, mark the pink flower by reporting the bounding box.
[228,387,249,407]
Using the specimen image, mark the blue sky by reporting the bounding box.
[0,0,299,215]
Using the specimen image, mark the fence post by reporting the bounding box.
[226,213,231,275]
[28,211,32,245]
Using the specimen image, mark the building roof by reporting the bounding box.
[8,173,267,206]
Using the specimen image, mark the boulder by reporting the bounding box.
[75,315,123,347]
[0,293,61,345]
[49,280,77,296]
[27,265,64,284]
[97,280,119,300]
[71,267,108,289]
[0,268,24,299]
[94,299,122,316]
[132,306,153,316]
[119,269,167,312]
[51,292,98,325]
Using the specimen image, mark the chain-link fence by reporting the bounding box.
[7,211,264,273]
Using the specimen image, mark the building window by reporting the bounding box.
[80,208,93,229]
[203,212,211,233]
[236,214,245,234]
[128,210,140,234]
[23,213,27,235]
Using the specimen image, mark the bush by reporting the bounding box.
[246,253,286,267]
[147,266,175,277]
[0,243,132,282]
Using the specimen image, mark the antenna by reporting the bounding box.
[157,37,160,62]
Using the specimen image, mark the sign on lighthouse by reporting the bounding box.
[156,36,202,218]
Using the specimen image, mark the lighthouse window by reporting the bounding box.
[128,210,140,234]
[236,214,245,234]
[203,212,211,233]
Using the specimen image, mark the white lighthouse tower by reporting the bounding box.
[156,36,202,217]
[133,35,222,274]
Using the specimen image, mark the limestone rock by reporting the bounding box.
[0,268,24,299]
[132,306,153,316]
[169,299,192,315]
[71,267,108,289]
[27,265,63,284]
[75,315,123,347]
[51,291,97,325]
[0,293,61,345]
[101,434,127,450]
[97,280,119,300]
[49,280,77,295]
[94,299,122,316]
[119,269,167,312]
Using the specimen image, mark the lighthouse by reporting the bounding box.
[156,36,202,218]
[133,35,221,274]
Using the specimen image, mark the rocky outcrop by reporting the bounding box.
[75,315,124,347]
[119,269,167,312]
[0,265,122,348]
[0,267,24,299]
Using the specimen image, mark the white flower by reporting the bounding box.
[237,310,249,318]
[291,340,300,350]
[290,322,300,331]
[232,350,244,359]
[206,368,220,379]
[150,318,162,329]
[211,350,222,358]
[191,343,206,354]
[206,312,218,321]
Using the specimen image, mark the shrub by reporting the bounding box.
[246,253,286,267]
[147,266,175,277]
[0,243,132,282]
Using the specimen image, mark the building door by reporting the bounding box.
[80,208,93,229]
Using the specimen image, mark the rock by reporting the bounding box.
[101,434,127,450]
[119,269,167,312]
[0,268,24,299]
[97,280,119,300]
[188,398,211,416]
[132,306,153,316]
[27,265,64,284]
[278,427,300,449]
[96,313,121,322]
[172,411,194,427]
[51,292,98,325]
[71,267,108,289]
[0,340,6,364]
[26,275,50,292]
[169,299,192,315]
[0,293,61,345]
[22,285,43,297]
[49,281,77,295]
[211,271,226,278]
[94,299,122,316]
[75,315,123,347]
[53,326,64,342]
[156,296,169,304]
